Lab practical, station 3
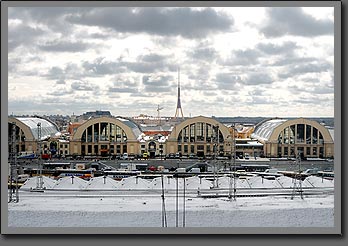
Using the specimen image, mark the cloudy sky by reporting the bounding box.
[7,6,334,117]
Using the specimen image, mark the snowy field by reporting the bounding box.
[8,175,335,227]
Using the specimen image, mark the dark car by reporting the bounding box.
[189,154,198,159]
[167,153,175,159]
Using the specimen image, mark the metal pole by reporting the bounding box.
[183,177,186,227]
[176,174,179,227]
[299,154,303,199]
[9,122,19,203]
[228,134,232,200]
[36,123,43,190]
[233,124,236,201]
[216,125,219,188]
[161,174,167,227]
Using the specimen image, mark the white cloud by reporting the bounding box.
[7,6,335,117]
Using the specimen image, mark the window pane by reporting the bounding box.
[296,124,304,143]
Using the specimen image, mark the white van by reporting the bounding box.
[188,168,201,173]
[175,168,186,173]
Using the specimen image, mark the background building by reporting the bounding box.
[166,116,233,157]
[251,118,334,159]
[8,117,60,156]
[70,116,142,157]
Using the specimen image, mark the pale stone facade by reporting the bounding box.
[70,116,141,157]
[251,118,334,158]
[166,116,233,157]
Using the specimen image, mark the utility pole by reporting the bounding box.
[213,125,219,188]
[228,124,237,201]
[161,174,167,227]
[176,174,179,227]
[35,123,44,191]
[8,122,19,203]
[233,124,237,200]
[183,177,186,227]
[291,153,303,200]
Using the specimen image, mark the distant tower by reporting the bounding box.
[174,68,184,119]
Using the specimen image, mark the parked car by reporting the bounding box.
[122,153,128,160]
[189,153,198,159]
[167,153,175,159]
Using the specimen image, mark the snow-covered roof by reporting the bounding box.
[86,176,120,190]
[14,117,59,140]
[20,176,57,190]
[141,125,173,132]
[53,176,88,190]
[251,119,287,141]
[328,128,334,141]
[116,117,142,138]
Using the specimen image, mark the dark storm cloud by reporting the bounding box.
[38,40,91,53]
[261,8,333,37]
[67,7,233,38]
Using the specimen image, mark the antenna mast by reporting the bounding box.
[174,67,184,119]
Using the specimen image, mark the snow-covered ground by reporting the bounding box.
[8,175,335,228]
[8,190,334,227]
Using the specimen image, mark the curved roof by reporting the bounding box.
[72,116,142,141]
[251,119,287,141]
[168,115,231,142]
[9,117,59,140]
[116,117,142,138]
[251,118,334,143]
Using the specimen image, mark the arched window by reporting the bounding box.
[82,122,127,143]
